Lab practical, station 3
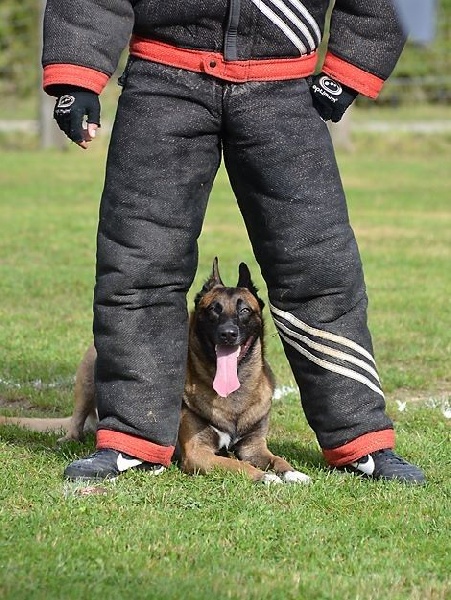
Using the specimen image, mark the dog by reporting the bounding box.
[0,258,310,484]
[179,258,310,484]
[0,345,98,441]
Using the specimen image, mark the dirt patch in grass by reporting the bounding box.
[0,396,35,411]
[387,386,451,404]
[0,396,69,416]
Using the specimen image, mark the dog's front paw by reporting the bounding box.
[56,431,83,444]
[56,434,71,444]
[261,473,283,485]
[281,470,311,484]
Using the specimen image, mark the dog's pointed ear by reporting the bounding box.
[211,256,224,287]
[194,257,224,307]
[237,262,252,289]
[237,263,265,309]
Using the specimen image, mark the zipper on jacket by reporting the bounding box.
[224,0,241,61]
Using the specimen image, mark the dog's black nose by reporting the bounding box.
[218,326,239,344]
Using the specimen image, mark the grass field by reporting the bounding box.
[0,127,450,599]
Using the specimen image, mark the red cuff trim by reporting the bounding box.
[322,429,395,467]
[322,52,384,99]
[43,64,110,95]
[96,429,174,466]
[130,36,318,82]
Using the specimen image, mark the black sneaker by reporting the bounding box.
[341,449,426,484]
[64,448,166,481]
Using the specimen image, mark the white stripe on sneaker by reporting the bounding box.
[351,454,375,476]
[117,454,143,472]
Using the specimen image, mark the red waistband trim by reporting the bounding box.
[322,429,395,467]
[130,36,318,82]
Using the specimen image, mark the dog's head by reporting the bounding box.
[194,257,264,346]
[192,258,265,397]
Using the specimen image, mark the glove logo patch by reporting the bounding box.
[318,76,342,96]
[56,95,76,109]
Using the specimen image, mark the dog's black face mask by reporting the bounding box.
[193,258,265,397]
[203,293,261,346]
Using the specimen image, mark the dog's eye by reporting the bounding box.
[239,307,252,315]
[208,303,222,316]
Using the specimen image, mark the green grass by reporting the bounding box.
[0,132,450,599]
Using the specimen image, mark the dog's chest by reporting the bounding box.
[211,426,240,451]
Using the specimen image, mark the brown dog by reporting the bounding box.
[1,259,309,484]
[179,258,310,484]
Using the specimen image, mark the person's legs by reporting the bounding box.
[222,77,424,482]
[65,61,222,479]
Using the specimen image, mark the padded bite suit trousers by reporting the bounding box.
[93,59,394,466]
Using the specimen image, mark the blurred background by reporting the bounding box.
[1,0,450,150]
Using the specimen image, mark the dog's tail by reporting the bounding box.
[0,415,72,433]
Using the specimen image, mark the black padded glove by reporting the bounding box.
[53,87,101,143]
[310,73,358,123]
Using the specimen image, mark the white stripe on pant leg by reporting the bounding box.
[278,330,385,398]
[273,316,381,383]
[270,303,377,365]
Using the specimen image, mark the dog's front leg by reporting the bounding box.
[181,446,282,484]
[270,454,311,484]
[235,437,311,484]
[58,345,97,443]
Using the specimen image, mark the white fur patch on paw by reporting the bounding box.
[262,473,283,485]
[282,470,311,484]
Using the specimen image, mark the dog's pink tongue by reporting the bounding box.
[213,345,240,398]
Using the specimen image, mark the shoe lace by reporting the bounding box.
[89,449,116,459]
[373,449,407,464]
